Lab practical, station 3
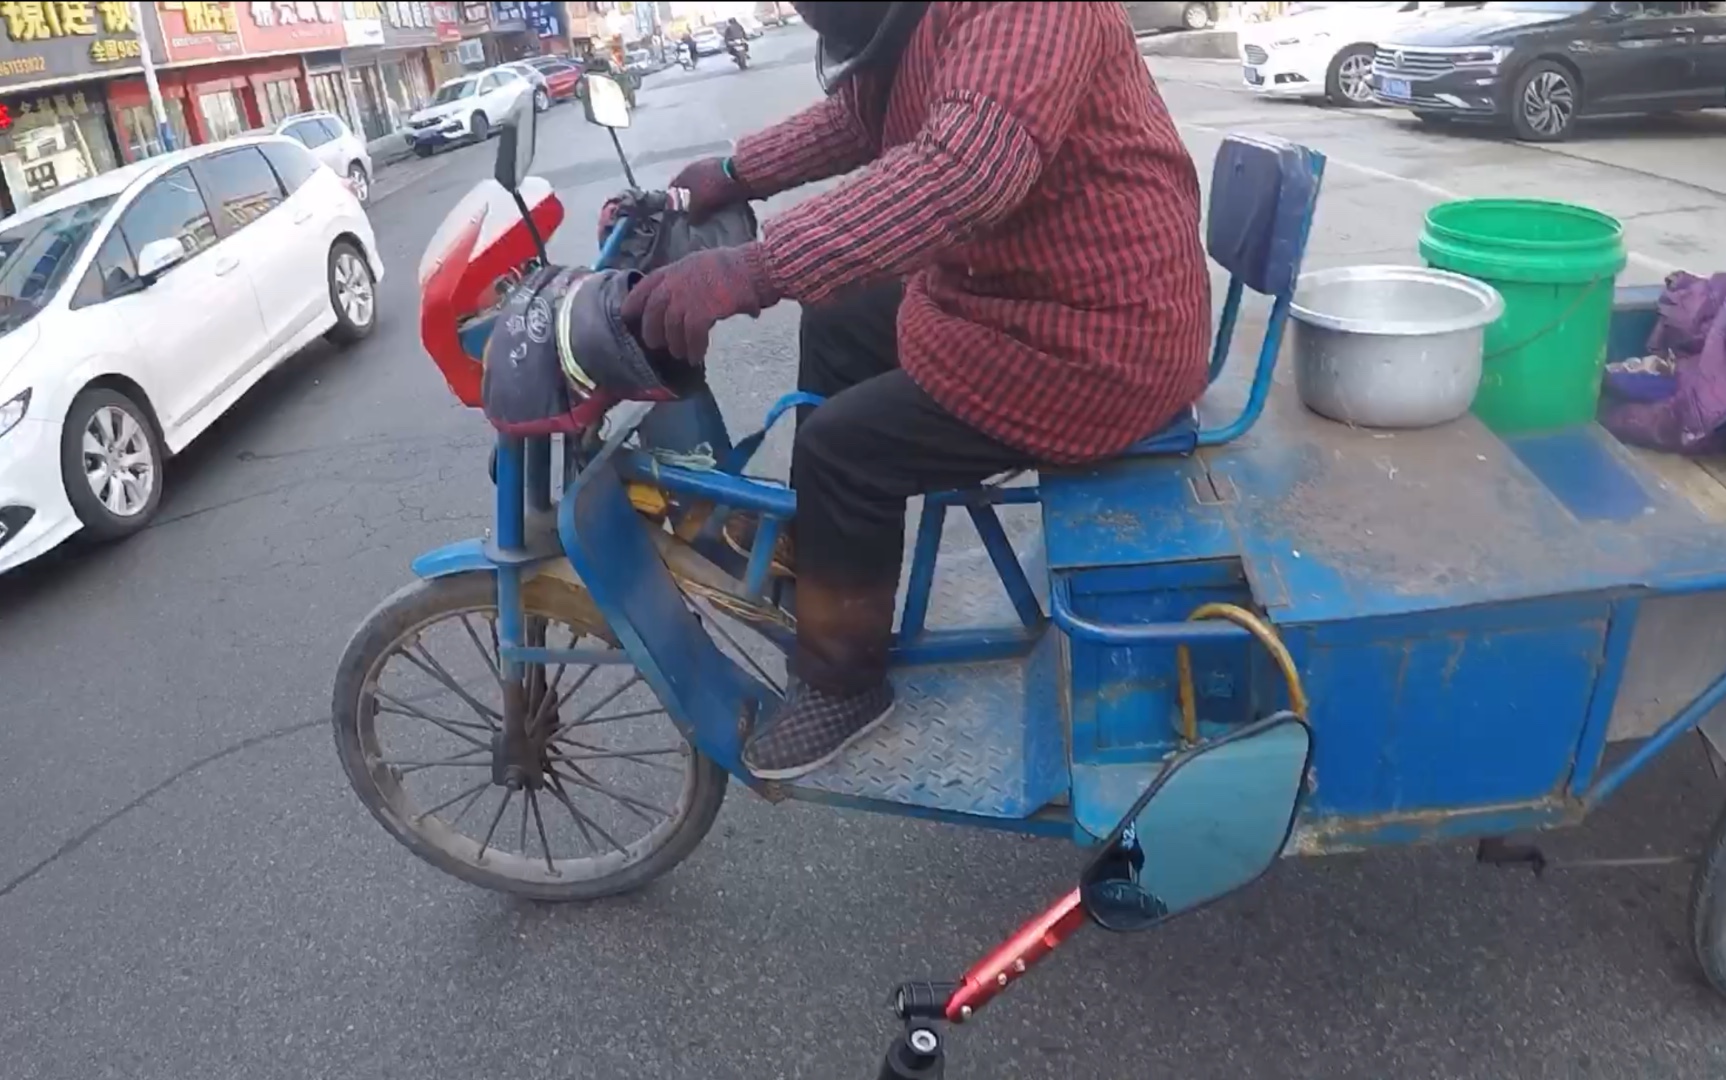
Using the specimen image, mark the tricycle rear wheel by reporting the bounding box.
[331,571,728,901]
[1688,796,1726,996]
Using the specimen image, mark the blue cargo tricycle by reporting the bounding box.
[332,77,1726,1076]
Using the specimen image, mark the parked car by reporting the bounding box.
[737,14,765,37]
[1371,1,1726,141]
[274,110,373,202]
[755,1,787,26]
[499,60,555,111]
[691,26,725,55]
[521,55,584,102]
[1239,2,1452,106]
[404,67,532,157]
[0,136,382,574]
[1124,1,1217,33]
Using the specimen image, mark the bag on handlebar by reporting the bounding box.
[480,263,703,437]
[604,192,759,274]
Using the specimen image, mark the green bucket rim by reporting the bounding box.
[1422,198,1624,255]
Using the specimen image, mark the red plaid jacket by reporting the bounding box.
[731,1,1210,463]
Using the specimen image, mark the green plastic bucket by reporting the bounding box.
[1418,199,1626,433]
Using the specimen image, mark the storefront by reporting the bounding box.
[341,1,439,138]
[0,0,154,211]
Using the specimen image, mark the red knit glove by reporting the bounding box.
[667,156,749,222]
[622,244,780,363]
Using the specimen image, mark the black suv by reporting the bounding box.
[1369,1,1726,140]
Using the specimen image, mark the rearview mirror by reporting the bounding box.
[135,237,186,283]
[1079,713,1311,932]
[583,74,631,129]
[495,88,537,192]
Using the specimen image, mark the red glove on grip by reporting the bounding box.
[621,245,780,364]
[667,156,750,222]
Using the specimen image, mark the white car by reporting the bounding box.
[0,135,382,574]
[691,27,724,56]
[405,67,532,157]
[1238,1,1448,107]
[275,110,373,203]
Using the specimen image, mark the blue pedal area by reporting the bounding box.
[792,637,1067,818]
[791,515,1066,818]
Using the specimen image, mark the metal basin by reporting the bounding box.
[1290,266,1504,429]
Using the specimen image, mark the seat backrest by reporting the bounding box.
[1205,134,1321,298]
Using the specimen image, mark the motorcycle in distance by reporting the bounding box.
[728,37,750,70]
[678,40,696,69]
[380,75,1319,1078]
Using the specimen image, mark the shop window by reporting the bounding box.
[195,148,286,235]
[259,140,319,195]
[116,101,193,162]
[118,168,217,273]
[196,90,248,143]
[259,79,305,127]
[0,91,120,213]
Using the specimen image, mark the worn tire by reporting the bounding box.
[471,111,490,142]
[1690,798,1726,997]
[331,571,729,901]
[60,387,165,541]
[324,240,377,345]
[1509,59,1579,142]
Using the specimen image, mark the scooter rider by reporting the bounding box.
[622,2,1211,780]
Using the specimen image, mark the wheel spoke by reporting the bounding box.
[550,764,671,822]
[518,788,531,854]
[555,704,666,733]
[413,779,492,824]
[459,614,503,687]
[545,774,627,855]
[383,754,492,773]
[528,790,558,874]
[374,688,492,748]
[397,641,502,724]
[476,787,515,860]
[550,742,683,773]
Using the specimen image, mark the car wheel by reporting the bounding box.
[1511,60,1578,142]
[470,111,490,142]
[326,241,377,345]
[534,87,550,112]
[1182,2,1212,30]
[347,162,370,204]
[413,143,433,158]
[1325,45,1376,107]
[60,387,164,542]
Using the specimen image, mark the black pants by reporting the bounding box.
[790,281,1034,692]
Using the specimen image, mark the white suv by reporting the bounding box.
[275,110,373,203]
[405,68,532,157]
[0,136,383,574]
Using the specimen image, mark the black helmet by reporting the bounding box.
[796,1,930,93]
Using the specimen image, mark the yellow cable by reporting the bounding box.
[1176,602,1307,745]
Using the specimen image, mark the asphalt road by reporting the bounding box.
[5,26,1726,1080]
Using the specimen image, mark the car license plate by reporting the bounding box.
[1380,78,1411,101]
[1243,65,1263,86]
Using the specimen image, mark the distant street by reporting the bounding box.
[3,24,1726,1080]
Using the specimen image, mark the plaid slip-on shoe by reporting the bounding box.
[742,678,895,780]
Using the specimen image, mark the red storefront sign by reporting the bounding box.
[237,0,345,54]
[431,2,460,42]
[157,2,347,63]
[157,1,245,63]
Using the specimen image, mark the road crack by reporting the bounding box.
[0,717,323,902]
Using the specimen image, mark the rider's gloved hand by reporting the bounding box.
[621,244,780,363]
[666,156,750,222]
